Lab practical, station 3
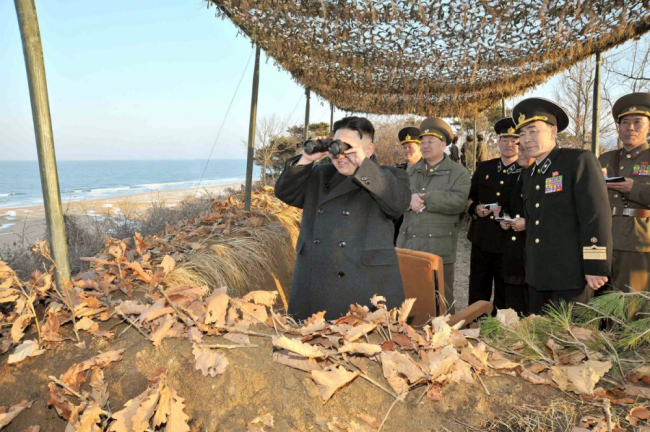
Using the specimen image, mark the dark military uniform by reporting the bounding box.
[515,98,613,314]
[493,118,529,315]
[448,142,460,163]
[598,93,650,297]
[275,154,411,321]
[467,157,519,309]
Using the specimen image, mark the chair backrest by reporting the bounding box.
[395,248,446,327]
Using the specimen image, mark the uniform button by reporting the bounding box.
[318,208,324,214]
[503,170,507,174]
[361,176,368,181]
[428,234,432,237]
[535,220,539,225]
[535,203,540,208]
[365,180,371,185]
[338,271,345,278]
[490,215,494,219]
[536,185,540,190]
[496,192,501,196]
[512,236,516,241]
[314,239,320,245]
[625,203,629,208]
[614,194,619,198]
[621,166,625,170]
[627,154,632,159]
[339,241,346,247]
[412,234,416,238]
[500,181,504,185]
[535,238,540,243]
[342,210,350,215]
[515,214,520,218]
[538,169,541,173]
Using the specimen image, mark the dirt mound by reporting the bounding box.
[0,322,561,432]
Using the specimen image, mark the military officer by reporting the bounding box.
[394,127,423,242]
[275,116,411,321]
[448,136,460,163]
[467,119,520,309]
[516,98,612,314]
[498,118,535,315]
[599,92,650,300]
[396,126,423,169]
[397,118,471,314]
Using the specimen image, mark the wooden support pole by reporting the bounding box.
[304,87,311,141]
[501,98,506,118]
[330,102,334,136]
[244,43,260,212]
[591,50,602,156]
[472,117,478,173]
[14,0,71,285]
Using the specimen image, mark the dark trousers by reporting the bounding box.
[503,283,529,316]
[468,245,505,309]
[528,286,594,315]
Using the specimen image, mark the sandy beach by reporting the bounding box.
[0,182,243,247]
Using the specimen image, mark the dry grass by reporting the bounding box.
[165,219,298,298]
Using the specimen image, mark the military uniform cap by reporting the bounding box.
[612,92,650,122]
[494,117,519,138]
[419,117,454,144]
[398,127,421,145]
[512,97,569,132]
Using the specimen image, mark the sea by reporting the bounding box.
[0,159,260,210]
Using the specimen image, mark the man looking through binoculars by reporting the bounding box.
[275,116,411,321]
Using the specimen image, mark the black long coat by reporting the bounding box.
[522,147,612,291]
[275,155,411,321]
[468,158,519,253]
[501,167,526,285]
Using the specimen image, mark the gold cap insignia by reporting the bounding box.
[518,113,526,123]
[508,127,515,134]
[425,129,430,133]
[629,107,637,112]
[405,134,411,141]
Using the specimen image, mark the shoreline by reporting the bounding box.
[0,182,243,247]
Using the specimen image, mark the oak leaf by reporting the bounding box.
[311,365,358,402]
[517,367,554,386]
[370,295,386,307]
[297,311,327,334]
[398,298,416,324]
[116,301,148,316]
[272,350,323,373]
[192,344,230,377]
[7,340,44,364]
[428,345,460,380]
[496,308,520,327]
[223,332,251,345]
[60,350,124,392]
[150,315,176,346]
[165,387,190,432]
[625,385,650,399]
[139,300,174,324]
[75,401,105,432]
[344,322,377,342]
[430,316,452,349]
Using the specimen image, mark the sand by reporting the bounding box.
[0,182,244,247]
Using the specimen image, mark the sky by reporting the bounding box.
[0,0,605,161]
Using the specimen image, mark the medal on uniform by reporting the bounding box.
[545,173,563,193]
[633,162,650,176]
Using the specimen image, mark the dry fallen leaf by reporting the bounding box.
[626,385,650,400]
[496,309,520,327]
[248,413,274,432]
[338,343,382,356]
[273,336,325,359]
[380,351,427,383]
[60,350,124,392]
[398,298,416,324]
[7,340,44,365]
[150,314,176,347]
[272,350,323,373]
[139,300,174,324]
[243,290,277,307]
[517,367,554,386]
[551,361,612,396]
[11,314,33,343]
[297,311,327,334]
[0,399,33,429]
[311,365,358,402]
[205,292,229,326]
[370,295,386,308]
[192,344,230,377]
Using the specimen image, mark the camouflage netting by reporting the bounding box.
[209,0,650,116]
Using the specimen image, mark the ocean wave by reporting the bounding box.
[0,193,16,197]
[2,211,17,217]
[0,222,15,231]
[89,186,131,194]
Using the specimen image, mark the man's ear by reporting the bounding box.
[550,125,558,141]
[365,143,375,158]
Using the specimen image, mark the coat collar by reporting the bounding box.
[497,158,518,174]
[317,157,381,206]
[531,145,561,176]
[411,154,453,176]
[620,142,649,160]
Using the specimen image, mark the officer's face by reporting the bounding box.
[401,142,422,165]
[518,121,557,160]
[331,128,374,176]
[619,115,650,148]
[420,136,445,163]
[498,136,519,159]
[516,144,535,168]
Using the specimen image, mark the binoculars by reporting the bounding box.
[301,139,350,156]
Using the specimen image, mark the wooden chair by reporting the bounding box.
[395,248,493,328]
